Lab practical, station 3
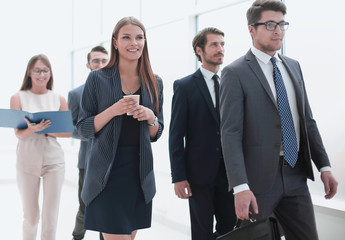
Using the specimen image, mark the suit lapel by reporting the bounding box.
[111,67,123,101]
[247,50,305,120]
[193,69,219,124]
[246,50,277,108]
[141,77,152,110]
[279,54,304,116]
[110,67,123,153]
[139,77,151,180]
[140,76,155,137]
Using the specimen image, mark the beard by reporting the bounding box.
[203,52,224,66]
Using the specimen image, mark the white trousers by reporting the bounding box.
[16,163,65,240]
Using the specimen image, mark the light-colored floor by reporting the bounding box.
[1,134,343,240]
[0,140,190,240]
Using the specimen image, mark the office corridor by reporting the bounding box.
[0,142,190,240]
[0,136,343,240]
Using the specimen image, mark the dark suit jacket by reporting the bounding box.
[76,66,164,206]
[169,69,222,185]
[220,49,330,193]
[68,84,88,169]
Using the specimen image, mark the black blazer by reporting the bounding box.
[169,69,222,185]
[77,66,164,206]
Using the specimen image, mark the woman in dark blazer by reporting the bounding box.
[76,16,163,240]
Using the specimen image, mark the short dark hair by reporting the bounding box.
[192,27,224,62]
[87,45,108,63]
[247,0,287,25]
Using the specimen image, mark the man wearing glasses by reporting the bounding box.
[68,46,108,240]
[220,0,338,239]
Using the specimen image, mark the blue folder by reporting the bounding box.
[0,109,74,133]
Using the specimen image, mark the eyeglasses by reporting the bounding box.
[32,69,50,75]
[251,21,289,31]
[90,59,108,64]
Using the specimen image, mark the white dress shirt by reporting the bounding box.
[200,66,221,108]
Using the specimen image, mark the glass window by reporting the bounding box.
[197,1,253,69]
[72,0,102,45]
[141,0,194,27]
[102,0,141,38]
[72,48,92,88]
[286,0,345,204]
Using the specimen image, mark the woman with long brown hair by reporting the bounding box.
[76,17,164,240]
[10,54,71,240]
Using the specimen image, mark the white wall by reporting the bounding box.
[0,0,72,109]
[285,0,345,210]
[0,0,344,239]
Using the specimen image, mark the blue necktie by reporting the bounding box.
[271,57,298,167]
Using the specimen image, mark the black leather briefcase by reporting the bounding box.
[216,217,281,240]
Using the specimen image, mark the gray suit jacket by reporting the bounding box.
[77,66,164,206]
[220,49,330,194]
[68,84,88,169]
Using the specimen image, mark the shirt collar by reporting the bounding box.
[200,65,221,80]
[251,46,282,64]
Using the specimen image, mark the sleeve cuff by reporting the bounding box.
[233,183,250,195]
[320,166,331,172]
[232,167,331,193]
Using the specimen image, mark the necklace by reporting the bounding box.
[121,80,133,95]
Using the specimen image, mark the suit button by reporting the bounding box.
[216,131,220,135]
[216,147,220,151]
[275,143,281,148]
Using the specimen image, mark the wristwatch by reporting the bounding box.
[148,116,158,127]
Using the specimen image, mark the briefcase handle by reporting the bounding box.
[233,217,256,230]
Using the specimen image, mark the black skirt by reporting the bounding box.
[84,146,152,234]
